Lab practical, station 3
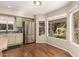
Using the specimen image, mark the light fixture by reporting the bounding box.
[34,1,42,6]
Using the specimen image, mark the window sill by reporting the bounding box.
[47,36,67,42]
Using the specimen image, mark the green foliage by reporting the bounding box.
[54,31,66,39]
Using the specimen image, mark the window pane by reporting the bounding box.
[73,11,79,44]
[0,24,6,30]
[8,24,13,30]
[48,18,67,40]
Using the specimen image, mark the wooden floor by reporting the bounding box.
[3,43,72,57]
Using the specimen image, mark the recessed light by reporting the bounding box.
[34,1,42,6]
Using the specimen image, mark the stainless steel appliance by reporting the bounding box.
[23,20,36,44]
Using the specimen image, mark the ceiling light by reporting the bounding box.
[34,1,42,6]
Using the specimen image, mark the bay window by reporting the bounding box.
[73,11,79,44]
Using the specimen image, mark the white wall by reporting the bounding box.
[45,2,79,57]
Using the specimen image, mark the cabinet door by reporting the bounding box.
[15,33,23,45]
[15,17,22,27]
[8,34,16,46]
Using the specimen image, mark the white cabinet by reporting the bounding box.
[15,17,23,27]
[15,33,23,45]
[8,33,16,46]
[8,33,23,46]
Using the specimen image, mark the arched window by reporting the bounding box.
[73,10,79,44]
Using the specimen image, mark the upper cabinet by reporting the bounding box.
[0,15,15,31]
[15,17,23,27]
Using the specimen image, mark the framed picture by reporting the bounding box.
[39,21,45,36]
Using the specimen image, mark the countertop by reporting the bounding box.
[0,31,23,34]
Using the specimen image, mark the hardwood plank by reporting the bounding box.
[3,43,72,57]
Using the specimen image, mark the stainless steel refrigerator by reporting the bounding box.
[23,20,36,44]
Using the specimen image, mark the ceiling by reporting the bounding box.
[0,1,71,18]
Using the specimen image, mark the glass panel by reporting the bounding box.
[48,18,67,40]
[73,11,79,44]
[0,24,6,30]
[8,24,13,30]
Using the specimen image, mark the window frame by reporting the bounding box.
[47,14,67,41]
[70,6,79,46]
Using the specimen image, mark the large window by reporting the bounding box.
[0,24,14,31]
[48,17,67,40]
[73,11,79,44]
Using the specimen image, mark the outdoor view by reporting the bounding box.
[48,18,67,40]
[73,11,79,44]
